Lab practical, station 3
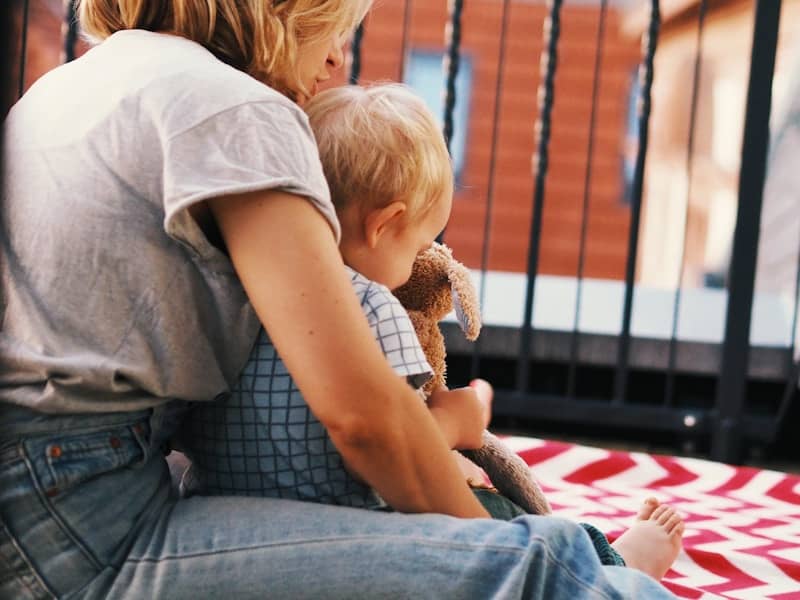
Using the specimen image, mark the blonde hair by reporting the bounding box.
[78,0,370,100]
[305,83,453,221]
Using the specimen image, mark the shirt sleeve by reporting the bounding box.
[161,100,339,263]
[357,279,434,390]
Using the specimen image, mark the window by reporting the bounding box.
[404,50,473,180]
[621,67,640,205]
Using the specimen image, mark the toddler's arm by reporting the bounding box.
[208,190,489,518]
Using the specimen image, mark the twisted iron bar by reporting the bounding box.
[517,0,564,393]
[787,220,800,400]
[18,0,31,98]
[613,0,660,403]
[398,0,413,82]
[566,0,609,399]
[62,0,79,63]
[776,247,800,425]
[470,0,512,381]
[348,20,365,85]
[776,253,800,426]
[773,73,800,430]
[442,0,464,153]
[664,0,708,407]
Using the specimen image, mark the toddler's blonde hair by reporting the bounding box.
[78,0,370,100]
[305,83,453,222]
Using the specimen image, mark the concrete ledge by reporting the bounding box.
[442,322,792,379]
[438,269,796,380]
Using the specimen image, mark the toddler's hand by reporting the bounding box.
[428,385,491,450]
[469,378,493,424]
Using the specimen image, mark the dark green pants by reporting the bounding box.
[472,489,625,567]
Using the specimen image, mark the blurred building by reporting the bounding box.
[625,0,800,293]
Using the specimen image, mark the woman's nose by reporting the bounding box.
[327,39,345,70]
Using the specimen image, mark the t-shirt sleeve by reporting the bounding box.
[161,100,339,262]
[358,280,433,390]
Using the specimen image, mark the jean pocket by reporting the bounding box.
[23,421,149,499]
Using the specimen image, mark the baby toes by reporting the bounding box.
[636,497,660,520]
[665,512,684,535]
[650,504,670,524]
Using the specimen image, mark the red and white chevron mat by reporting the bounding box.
[505,437,800,599]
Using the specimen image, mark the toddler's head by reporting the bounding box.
[305,83,454,289]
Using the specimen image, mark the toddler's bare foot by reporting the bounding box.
[611,497,684,580]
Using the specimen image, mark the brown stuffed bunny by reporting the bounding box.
[393,243,552,516]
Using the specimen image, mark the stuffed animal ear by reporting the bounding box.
[445,250,482,341]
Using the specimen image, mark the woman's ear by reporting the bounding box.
[363,201,407,248]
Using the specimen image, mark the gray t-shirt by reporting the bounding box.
[180,268,433,508]
[1,30,338,414]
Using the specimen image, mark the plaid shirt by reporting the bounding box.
[182,268,433,508]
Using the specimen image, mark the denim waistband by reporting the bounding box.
[0,403,150,436]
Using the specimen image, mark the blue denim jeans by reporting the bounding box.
[0,404,676,599]
[473,490,625,567]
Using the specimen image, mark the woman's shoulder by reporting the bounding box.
[84,30,307,136]
[156,67,304,139]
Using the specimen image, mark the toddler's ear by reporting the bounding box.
[364,201,406,248]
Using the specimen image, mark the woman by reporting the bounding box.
[0,1,677,597]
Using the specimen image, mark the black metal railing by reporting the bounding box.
[433,0,793,464]
[711,0,784,462]
[10,0,798,465]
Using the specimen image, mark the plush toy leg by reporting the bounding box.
[460,431,552,516]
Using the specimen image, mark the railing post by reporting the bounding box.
[62,0,79,63]
[711,0,781,463]
[348,21,365,85]
[442,0,465,155]
[18,0,30,99]
[1,3,15,116]
[517,0,563,394]
[613,0,659,404]
[471,0,511,381]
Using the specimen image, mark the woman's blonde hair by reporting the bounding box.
[305,83,453,222]
[78,0,370,99]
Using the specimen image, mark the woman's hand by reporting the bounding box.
[428,385,491,450]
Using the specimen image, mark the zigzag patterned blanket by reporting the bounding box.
[505,437,800,599]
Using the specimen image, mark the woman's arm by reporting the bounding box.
[208,190,489,518]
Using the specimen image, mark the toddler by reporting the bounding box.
[181,83,482,509]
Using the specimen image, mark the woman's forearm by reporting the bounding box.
[209,191,489,518]
[328,379,489,516]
